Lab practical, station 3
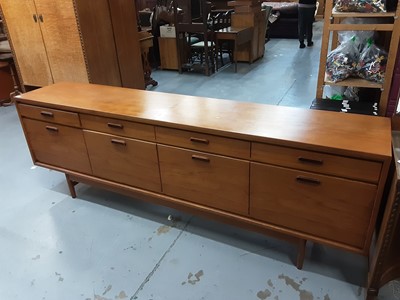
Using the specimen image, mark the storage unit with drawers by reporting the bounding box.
[15,82,392,269]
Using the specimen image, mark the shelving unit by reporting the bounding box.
[316,0,400,116]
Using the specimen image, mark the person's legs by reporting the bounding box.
[298,7,306,48]
[305,7,315,46]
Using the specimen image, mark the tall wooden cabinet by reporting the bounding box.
[0,0,145,91]
[316,0,400,116]
[0,0,87,87]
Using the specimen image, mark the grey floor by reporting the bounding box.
[1,21,399,300]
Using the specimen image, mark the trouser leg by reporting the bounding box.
[305,8,315,43]
[298,8,306,43]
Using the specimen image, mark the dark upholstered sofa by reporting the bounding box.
[262,1,299,39]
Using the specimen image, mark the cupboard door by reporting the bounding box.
[34,0,88,84]
[250,162,377,249]
[0,0,53,86]
[83,130,161,192]
[22,118,92,174]
[158,145,249,215]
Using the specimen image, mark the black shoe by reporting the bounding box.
[307,41,314,47]
[299,43,306,49]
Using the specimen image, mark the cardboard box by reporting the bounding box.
[160,25,176,38]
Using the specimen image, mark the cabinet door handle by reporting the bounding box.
[38,14,43,22]
[296,176,320,185]
[107,122,124,129]
[298,157,323,165]
[111,138,126,146]
[33,14,38,23]
[191,154,210,162]
[190,137,209,144]
[45,126,58,132]
[40,111,54,117]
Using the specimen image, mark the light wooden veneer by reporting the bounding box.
[15,82,392,270]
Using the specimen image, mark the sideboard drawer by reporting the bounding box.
[158,145,250,215]
[84,130,161,192]
[18,103,81,127]
[156,127,250,159]
[81,114,155,141]
[252,142,382,183]
[250,162,377,248]
[22,118,92,174]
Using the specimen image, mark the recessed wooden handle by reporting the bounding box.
[40,111,54,117]
[38,14,43,22]
[298,157,323,165]
[33,14,38,23]
[111,138,126,146]
[191,154,210,162]
[296,176,320,185]
[45,126,58,132]
[190,137,209,144]
[107,122,124,129]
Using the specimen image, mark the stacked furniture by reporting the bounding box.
[229,0,267,62]
[15,82,392,271]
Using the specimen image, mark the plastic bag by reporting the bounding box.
[323,86,346,100]
[356,39,387,83]
[334,0,386,13]
[325,37,359,83]
[338,18,376,51]
[343,86,360,101]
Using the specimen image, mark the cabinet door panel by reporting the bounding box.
[0,0,53,86]
[34,0,88,84]
[250,162,377,249]
[22,118,92,174]
[83,130,161,192]
[158,145,249,215]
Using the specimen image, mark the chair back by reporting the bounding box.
[212,10,233,31]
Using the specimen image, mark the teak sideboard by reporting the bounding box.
[15,82,392,270]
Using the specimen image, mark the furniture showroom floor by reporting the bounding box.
[1,21,398,300]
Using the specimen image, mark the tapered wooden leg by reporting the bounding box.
[296,239,307,270]
[365,288,379,300]
[65,174,77,198]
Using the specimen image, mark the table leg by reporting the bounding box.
[65,174,78,198]
[234,40,238,73]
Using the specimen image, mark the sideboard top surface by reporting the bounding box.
[17,82,392,159]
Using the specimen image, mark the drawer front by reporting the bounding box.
[81,114,155,141]
[156,127,250,159]
[252,142,382,183]
[250,162,377,249]
[158,145,249,215]
[18,103,81,127]
[22,118,92,174]
[84,130,161,192]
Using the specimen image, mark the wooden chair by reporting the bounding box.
[212,10,234,68]
[173,0,216,76]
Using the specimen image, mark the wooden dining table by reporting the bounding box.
[215,26,253,72]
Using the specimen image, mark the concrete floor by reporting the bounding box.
[1,21,399,300]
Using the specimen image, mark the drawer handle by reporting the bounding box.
[298,157,323,165]
[192,154,210,162]
[45,126,58,132]
[107,122,124,129]
[40,111,54,117]
[296,176,320,185]
[190,137,209,144]
[111,138,126,146]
